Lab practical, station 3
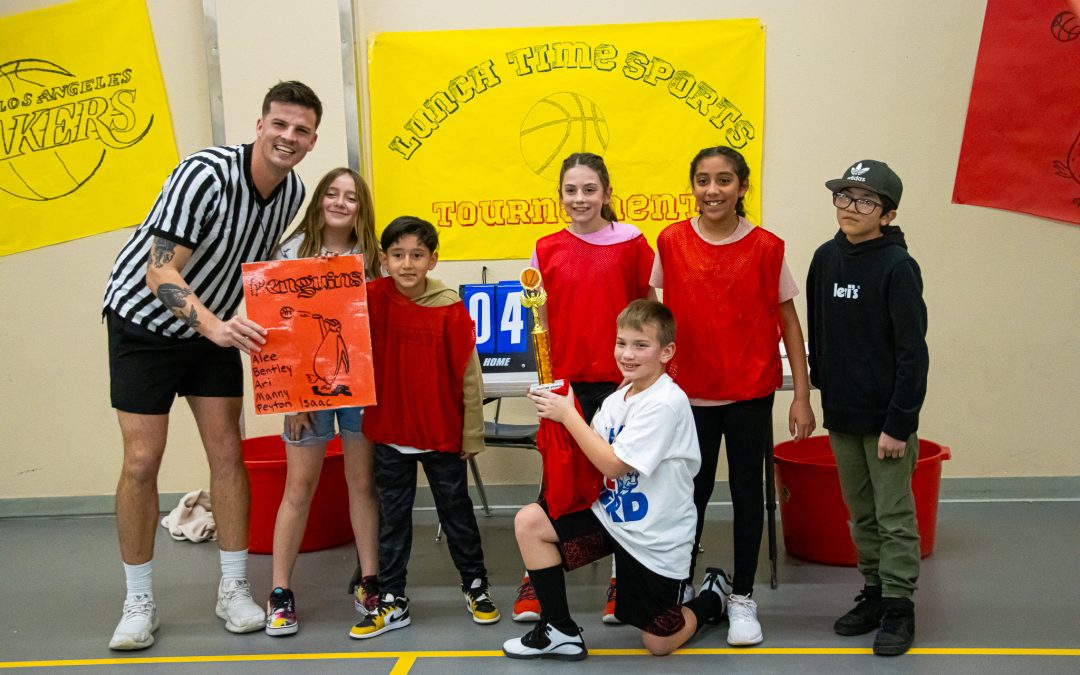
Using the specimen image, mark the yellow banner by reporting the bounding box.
[369,19,764,260]
[0,0,177,256]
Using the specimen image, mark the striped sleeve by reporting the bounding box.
[147,157,222,249]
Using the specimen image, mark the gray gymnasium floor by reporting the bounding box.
[2,500,1078,674]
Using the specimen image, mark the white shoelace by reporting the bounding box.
[727,594,757,622]
[120,595,154,622]
[220,579,254,602]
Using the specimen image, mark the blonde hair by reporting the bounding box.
[279,168,380,280]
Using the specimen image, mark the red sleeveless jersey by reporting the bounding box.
[658,219,783,401]
[535,229,654,383]
[362,277,476,452]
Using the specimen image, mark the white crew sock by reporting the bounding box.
[123,560,153,602]
[611,556,617,577]
[219,548,248,583]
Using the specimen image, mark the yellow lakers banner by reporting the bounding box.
[369,19,764,260]
[0,0,177,256]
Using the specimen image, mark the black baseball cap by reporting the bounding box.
[825,160,903,208]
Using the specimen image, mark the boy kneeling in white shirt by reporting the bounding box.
[504,299,727,660]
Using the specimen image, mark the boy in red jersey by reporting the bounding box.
[349,216,499,639]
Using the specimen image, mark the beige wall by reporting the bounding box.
[2,0,1078,502]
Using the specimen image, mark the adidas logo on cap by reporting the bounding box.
[846,162,871,182]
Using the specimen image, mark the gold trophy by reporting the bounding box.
[519,267,563,391]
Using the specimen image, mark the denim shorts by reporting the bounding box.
[282,407,364,446]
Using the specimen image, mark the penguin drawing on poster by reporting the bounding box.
[308,314,352,396]
[280,307,353,397]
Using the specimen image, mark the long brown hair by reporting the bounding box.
[689,146,751,218]
[559,153,618,223]
[279,168,380,280]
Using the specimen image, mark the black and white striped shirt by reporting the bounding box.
[103,144,305,339]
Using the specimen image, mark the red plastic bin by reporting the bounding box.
[773,435,950,566]
[242,435,354,554]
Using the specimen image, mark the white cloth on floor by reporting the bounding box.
[160,490,217,542]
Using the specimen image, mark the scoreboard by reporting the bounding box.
[461,281,537,374]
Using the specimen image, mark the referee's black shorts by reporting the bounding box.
[106,310,243,415]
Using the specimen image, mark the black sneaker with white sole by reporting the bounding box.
[503,620,587,661]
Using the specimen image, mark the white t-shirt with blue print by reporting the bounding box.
[589,373,701,579]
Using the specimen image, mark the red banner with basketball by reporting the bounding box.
[953,0,1080,226]
[241,255,376,415]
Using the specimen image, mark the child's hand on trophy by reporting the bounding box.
[527,385,576,424]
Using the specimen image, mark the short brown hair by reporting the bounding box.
[616,299,675,346]
[263,81,323,128]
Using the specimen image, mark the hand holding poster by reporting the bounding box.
[242,255,376,415]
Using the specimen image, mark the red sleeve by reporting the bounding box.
[445,302,477,379]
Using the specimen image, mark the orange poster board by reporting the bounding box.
[242,255,376,415]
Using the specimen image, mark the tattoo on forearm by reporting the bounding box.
[181,306,199,329]
[149,237,176,268]
[157,283,200,328]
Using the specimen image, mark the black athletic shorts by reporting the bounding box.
[547,506,688,637]
[106,310,243,414]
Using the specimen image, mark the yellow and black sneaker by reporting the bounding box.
[348,593,410,639]
[464,578,501,624]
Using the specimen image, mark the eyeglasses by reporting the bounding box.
[832,192,883,215]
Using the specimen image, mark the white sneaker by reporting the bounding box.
[503,621,587,661]
[109,594,159,650]
[726,593,763,646]
[215,578,265,633]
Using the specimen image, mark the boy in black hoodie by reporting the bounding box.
[806,160,928,657]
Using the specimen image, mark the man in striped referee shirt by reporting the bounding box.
[102,81,321,650]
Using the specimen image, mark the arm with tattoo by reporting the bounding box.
[156,283,200,329]
[149,237,177,268]
[144,234,266,352]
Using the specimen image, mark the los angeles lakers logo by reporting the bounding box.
[0,58,154,202]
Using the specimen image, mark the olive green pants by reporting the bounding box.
[829,431,920,599]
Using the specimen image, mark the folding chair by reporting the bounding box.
[434,397,538,542]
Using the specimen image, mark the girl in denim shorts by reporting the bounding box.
[264,168,383,636]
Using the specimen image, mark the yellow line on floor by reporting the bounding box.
[1,647,1078,669]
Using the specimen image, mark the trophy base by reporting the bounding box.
[528,379,566,394]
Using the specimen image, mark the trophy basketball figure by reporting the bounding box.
[519,267,563,390]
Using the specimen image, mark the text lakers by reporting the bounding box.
[0,65,151,162]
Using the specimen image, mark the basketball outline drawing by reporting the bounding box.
[0,58,151,202]
[1050,11,1080,42]
[519,92,609,181]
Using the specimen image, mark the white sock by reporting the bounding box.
[610,556,617,578]
[123,561,153,602]
[219,548,248,583]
